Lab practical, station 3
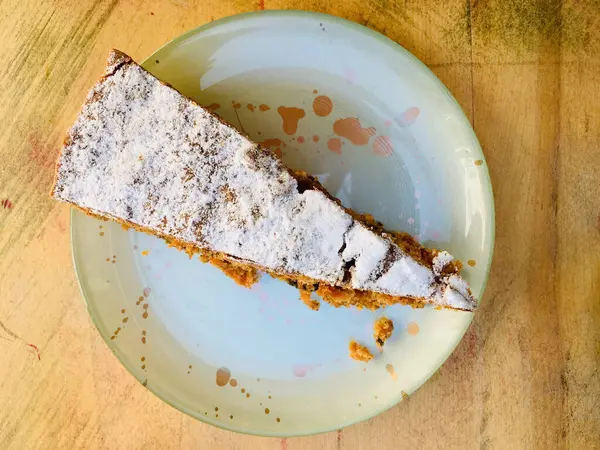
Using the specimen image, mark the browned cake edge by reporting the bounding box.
[62,182,466,312]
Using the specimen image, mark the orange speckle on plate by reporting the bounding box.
[407,322,420,335]
[232,101,241,109]
[247,103,255,112]
[216,367,231,386]
[265,408,270,414]
[276,417,281,422]
[260,138,284,157]
[99,232,104,236]
[312,95,333,117]
[141,250,150,256]
[142,311,148,319]
[260,138,284,149]
[259,104,270,112]
[467,259,477,267]
[293,364,312,378]
[333,117,376,145]
[385,364,398,380]
[327,138,342,154]
[373,136,394,157]
[297,136,305,144]
[143,287,151,297]
[312,89,318,94]
[277,106,305,135]
[205,103,220,112]
[229,378,238,387]
[312,135,319,143]
[474,159,484,166]
[399,107,420,123]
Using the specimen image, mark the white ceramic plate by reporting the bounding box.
[71,11,494,436]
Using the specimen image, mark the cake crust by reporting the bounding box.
[52,49,477,312]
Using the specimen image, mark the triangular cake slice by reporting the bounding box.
[52,50,477,312]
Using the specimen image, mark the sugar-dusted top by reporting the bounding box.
[53,50,476,311]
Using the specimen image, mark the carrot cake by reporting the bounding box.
[52,49,477,312]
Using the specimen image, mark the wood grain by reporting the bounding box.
[0,0,598,448]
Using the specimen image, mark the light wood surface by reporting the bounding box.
[1,1,599,448]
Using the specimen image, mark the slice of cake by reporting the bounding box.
[52,49,477,312]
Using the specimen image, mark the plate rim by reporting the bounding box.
[70,9,496,437]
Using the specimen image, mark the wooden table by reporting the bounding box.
[1,1,598,448]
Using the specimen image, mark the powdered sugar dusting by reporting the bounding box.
[432,251,454,274]
[371,257,434,297]
[341,223,389,286]
[53,50,477,311]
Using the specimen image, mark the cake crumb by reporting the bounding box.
[349,340,373,362]
[373,317,394,348]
